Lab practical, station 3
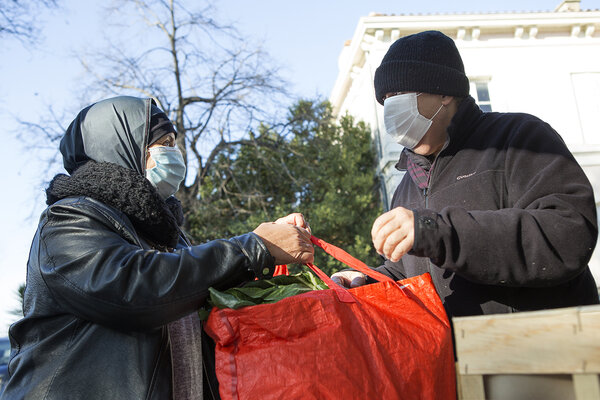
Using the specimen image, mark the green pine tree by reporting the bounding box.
[187,99,384,275]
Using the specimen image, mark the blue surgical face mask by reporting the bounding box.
[145,146,186,199]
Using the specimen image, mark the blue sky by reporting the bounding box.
[1,0,595,333]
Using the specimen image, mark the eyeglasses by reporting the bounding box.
[154,133,176,147]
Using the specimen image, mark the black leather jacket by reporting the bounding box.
[4,196,273,399]
[4,95,277,399]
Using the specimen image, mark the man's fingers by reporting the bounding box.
[371,207,415,260]
[372,219,403,255]
[331,271,366,288]
[371,211,396,239]
[389,240,412,262]
[350,274,367,288]
[381,228,409,258]
[331,275,348,288]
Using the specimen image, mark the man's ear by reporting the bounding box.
[440,95,455,106]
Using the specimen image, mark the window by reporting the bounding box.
[470,81,492,112]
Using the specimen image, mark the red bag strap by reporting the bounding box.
[309,236,394,283]
[304,263,355,303]
[299,236,396,303]
[273,265,289,276]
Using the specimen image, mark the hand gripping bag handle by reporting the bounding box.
[305,235,396,303]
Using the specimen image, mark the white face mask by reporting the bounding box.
[145,146,186,199]
[383,93,443,149]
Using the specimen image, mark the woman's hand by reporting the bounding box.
[274,212,311,233]
[254,213,314,264]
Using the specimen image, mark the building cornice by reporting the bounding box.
[330,8,600,115]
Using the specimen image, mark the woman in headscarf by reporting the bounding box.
[3,96,313,400]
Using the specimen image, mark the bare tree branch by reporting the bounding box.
[0,0,58,42]
[103,1,286,216]
[17,0,289,232]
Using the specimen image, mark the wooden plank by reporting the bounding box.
[573,374,600,400]
[455,362,463,399]
[457,374,485,400]
[453,305,600,375]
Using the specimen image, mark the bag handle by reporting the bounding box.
[304,262,355,303]
[307,236,440,322]
[303,236,395,303]
[309,236,395,283]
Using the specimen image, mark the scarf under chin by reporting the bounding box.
[45,160,184,249]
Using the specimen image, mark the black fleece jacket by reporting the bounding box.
[376,96,599,318]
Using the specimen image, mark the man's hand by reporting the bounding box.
[331,270,366,288]
[371,207,414,262]
[254,214,314,264]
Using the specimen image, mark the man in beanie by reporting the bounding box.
[333,29,599,398]
[333,30,598,316]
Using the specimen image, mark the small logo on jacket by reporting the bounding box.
[456,171,476,180]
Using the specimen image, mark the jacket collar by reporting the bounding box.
[396,95,482,171]
[46,160,183,249]
[444,95,482,154]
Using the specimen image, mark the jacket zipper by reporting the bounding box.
[422,186,434,276]
[421,138,450,279]
[423,152,441,276]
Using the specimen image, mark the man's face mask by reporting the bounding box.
[145,146,186,199]
[383,93,443,149]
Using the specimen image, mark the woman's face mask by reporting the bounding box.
[383,93,443,149]
[145,146,186,199]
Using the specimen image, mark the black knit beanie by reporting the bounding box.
[149,104,177,145]
[374,30,469,105]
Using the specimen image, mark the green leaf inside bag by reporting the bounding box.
[198,271,328,320]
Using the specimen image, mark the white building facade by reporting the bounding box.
[330,0,600,283]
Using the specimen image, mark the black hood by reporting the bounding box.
[60,96,155,175]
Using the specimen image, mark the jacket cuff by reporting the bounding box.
[230,232,276,279]
[409,209,444,265]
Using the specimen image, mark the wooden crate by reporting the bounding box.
[453,304,600,400]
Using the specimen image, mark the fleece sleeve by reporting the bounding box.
[411,118,598,288]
